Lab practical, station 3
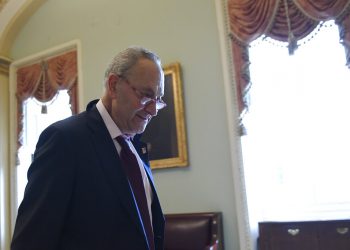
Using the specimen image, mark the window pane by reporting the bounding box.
[242,20,350,231]
[16,90,72,206]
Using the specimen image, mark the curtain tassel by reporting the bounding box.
[41,104,47,114]
[288,32,298,55]
[284,0,298,55]
[40,61,48,114]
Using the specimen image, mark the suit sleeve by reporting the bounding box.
[11,125,76,250]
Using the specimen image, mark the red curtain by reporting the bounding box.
[227,0,350,135]
[16,50,78,152]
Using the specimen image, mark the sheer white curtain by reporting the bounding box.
[16,90,72,207]
[241,20,350,246]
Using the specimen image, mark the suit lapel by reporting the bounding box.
[85,106,147,241]
[133,137,165,238]
[143,162,165,246]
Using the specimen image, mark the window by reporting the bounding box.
[7,42,80,250]
[10,45,79,216]
[241,20,350,244]
[16,91,72,207]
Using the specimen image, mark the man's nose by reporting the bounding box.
[144,101,158,116]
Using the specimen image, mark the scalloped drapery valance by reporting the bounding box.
[15,49,79,154]
[227,0,350,135]
[16,50,78,103]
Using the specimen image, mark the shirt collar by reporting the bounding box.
[96,99,123,139]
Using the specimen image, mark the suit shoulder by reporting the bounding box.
[39,111,90,142]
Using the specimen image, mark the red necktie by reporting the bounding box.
[116,136,155,250]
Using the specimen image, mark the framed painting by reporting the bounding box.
[141,62,188,169]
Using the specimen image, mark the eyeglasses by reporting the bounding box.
[118,75,167,110]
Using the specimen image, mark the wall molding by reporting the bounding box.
[0,0,46,55]
[0,56,11,74]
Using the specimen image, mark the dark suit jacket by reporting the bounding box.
[11,100,165,250]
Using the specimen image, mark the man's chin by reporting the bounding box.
[128,119,149,135]
[134,124,147,134]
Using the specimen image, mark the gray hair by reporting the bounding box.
[104,46,162,85]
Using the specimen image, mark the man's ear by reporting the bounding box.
[107,74,119,97]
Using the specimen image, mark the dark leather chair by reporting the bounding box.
[164,212,224,250]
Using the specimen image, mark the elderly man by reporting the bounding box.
[11,47,166,250]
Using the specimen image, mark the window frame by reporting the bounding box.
[8,40,83,233]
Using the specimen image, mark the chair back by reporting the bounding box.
[164,212,224,250]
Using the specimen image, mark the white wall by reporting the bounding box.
[10,0,241,249]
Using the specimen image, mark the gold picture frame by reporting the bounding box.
[141,62,188,169]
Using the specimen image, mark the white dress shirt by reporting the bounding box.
[96,100,153,223]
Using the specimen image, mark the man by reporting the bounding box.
[11,47,166,250]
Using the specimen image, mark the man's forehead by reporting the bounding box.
[131,58,160,72]
[131,60,164,90]
[156,81,165,96]
[138,78,164,97]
